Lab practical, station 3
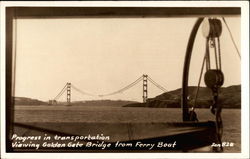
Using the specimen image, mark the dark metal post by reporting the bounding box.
[142,74,148,103]
[182,18,204,121]
[6,8,15,152]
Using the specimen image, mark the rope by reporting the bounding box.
[191,39,209,112]
[217,37,222,70]
[205,38,211,71]
[222,17,241,59]
[212,38,219,70]
[211,92,224,152]
[216,111,223,152]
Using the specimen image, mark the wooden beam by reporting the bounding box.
[7,7,241,18]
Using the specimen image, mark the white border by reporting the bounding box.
[0,1,7,157]
[0,1,249,159]
[0,1,247,7]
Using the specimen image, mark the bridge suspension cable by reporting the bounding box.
[54,83,68,100]
[147,76,168,92]
[71,84,96,97]
[98,75,143,97]
[52,75,168,102]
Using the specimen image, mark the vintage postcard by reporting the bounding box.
[0,1,249,159]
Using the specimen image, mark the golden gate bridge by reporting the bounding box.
[49,74,167,105]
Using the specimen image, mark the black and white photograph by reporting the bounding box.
[0,1,249,159]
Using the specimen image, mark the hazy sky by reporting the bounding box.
[14,17,241,102]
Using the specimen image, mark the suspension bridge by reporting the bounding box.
[49,74,167,106]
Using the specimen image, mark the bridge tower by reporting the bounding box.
[142,74,148,103]
[66,82,71,106]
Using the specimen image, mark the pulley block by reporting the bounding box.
[202,18,222,38]
[204,69,224,90]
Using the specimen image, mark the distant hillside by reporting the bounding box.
[125,85,241,109]
[15,97,47,105]
[14,97,137,107]
[14,85,240,108]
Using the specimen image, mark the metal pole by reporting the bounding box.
[182,18,204,121]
